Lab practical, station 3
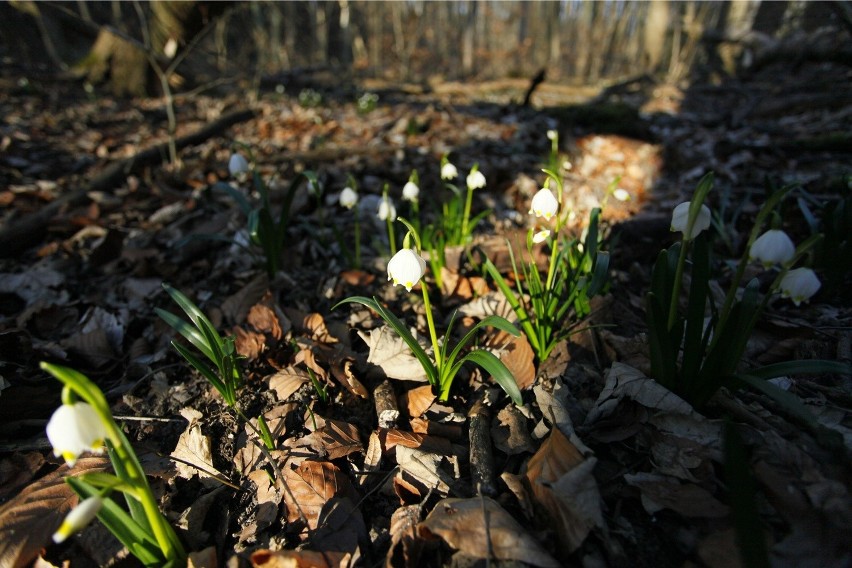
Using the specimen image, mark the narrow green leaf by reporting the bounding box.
[747,360,852,380]
[154,308,216,363]
[65,477,164,566]
[723,421,771,568]
[460,349,522,405]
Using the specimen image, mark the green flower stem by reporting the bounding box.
[460,184,474,242]
[420,283,442,372]
[386,213,396,255]
[354,207,361,268]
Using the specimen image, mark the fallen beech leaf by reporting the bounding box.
[238,470,281,542]
[282,461,359,531]
[387,505,425,567]
[418,497,560,567]
[294,346,329,382]
[306,419,363,460]
[247,303,283,340]
[624,472,729,518]
[171,408,226,486]
[221,274,269,324]
[361,326,429,382]
[491,405,536,455]
[268,367,310,401]
[458,291,516,323]
[395,446,452,499]
[329,357,368,399]
[250,549,350,568]
[233,326,266,359]
[340,269,375,287]
[0,452,45,500]
[384,429,453,455]
[526,429,605,555]
[0,457,108,568]
[187,546,218,568]
[486,329,535,391]
[402,384,436,418]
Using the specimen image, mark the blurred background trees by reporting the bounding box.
[2,0,848,97]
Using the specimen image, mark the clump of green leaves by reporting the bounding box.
[335,219,522,404]
[216,149,319,277]
[155,283,274,450]
[482,166,610,364]
[646,173,850,416]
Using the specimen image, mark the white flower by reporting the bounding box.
[228,153,249,177]
[613,188,631,202]
[750,230,795,268]
[339,187,358,209]
[670,201,711,240]
[441,162,458,180]
[466,169,486,190]
[402,181,420,202]
[387,248,427,291]
[46,402,108,466]
[53,496,103,543]
[529,188,559,220]
[546,129,558,141]
[378,196,397,221]
[532,229,551,244]
[780,267,821,306]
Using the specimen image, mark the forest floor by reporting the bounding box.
[0,56,851,568]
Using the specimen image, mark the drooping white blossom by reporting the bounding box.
[441,161,459,180]
[402,181,420,202]
[339,187,358,209]
[378,196,397,221]
[387,248,427,291]
[466,169,486,190]
[780,267,821,306]
[46,402,108,466]
[750,230,795,268]
[613,188,631,202]
[529,188,559,220]
[228,153,249,177]
[670,201,711,240]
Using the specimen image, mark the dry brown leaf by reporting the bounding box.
[267,367,310,401]
[307,419,363,460]
[402,385,435,418]
[329,356,369,399]
[221,274,269,324]
[394,446,453,500]
[238,470,281,542]
[361,326,429,382]
[526,428,605,555]
[187,546,218,568]
[340,269,375,287]
[418,497,560,567]
[233,326,266,360]
[486,329,535,391]
[409,417,464,441]
[61,327,115,367]
[0,457,108,568]
[171,408,226,486]
[0,452,45,500]
[491,405,536,455]
[250,549,350,568]
[387,505,425,567]
[247,303,283,340]
[285,308,339,344]
[282,461,359,531]
[383,429,453,456]
[624,472,729,518]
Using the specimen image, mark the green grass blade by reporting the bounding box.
[747,360,852,379]
[154,308,216,363]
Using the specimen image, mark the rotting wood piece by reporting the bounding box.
[374,379,400,429]
[0,108,255,258]
[468,392,497,497]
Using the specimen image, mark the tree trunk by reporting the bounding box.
[644,0,670,75]
[77,1,230,97]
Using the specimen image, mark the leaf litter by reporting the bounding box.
[0,55,850,568]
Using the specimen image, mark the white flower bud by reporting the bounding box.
[46,402,107,466]
[402,181,420,202]
[532,229,551,244]
[671,201,711,240]
[780,267,821,306]
[228,153,249,177]
[441,162,458,180]
[378,196,397,221]
[750,230,795,268]
[613,188,631,202]
[339,187,358,209]
[546,129,558,140]
[53,496,103,543]
[529,188,559,220]
[466,169,486,190]
[387,248,427,291]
